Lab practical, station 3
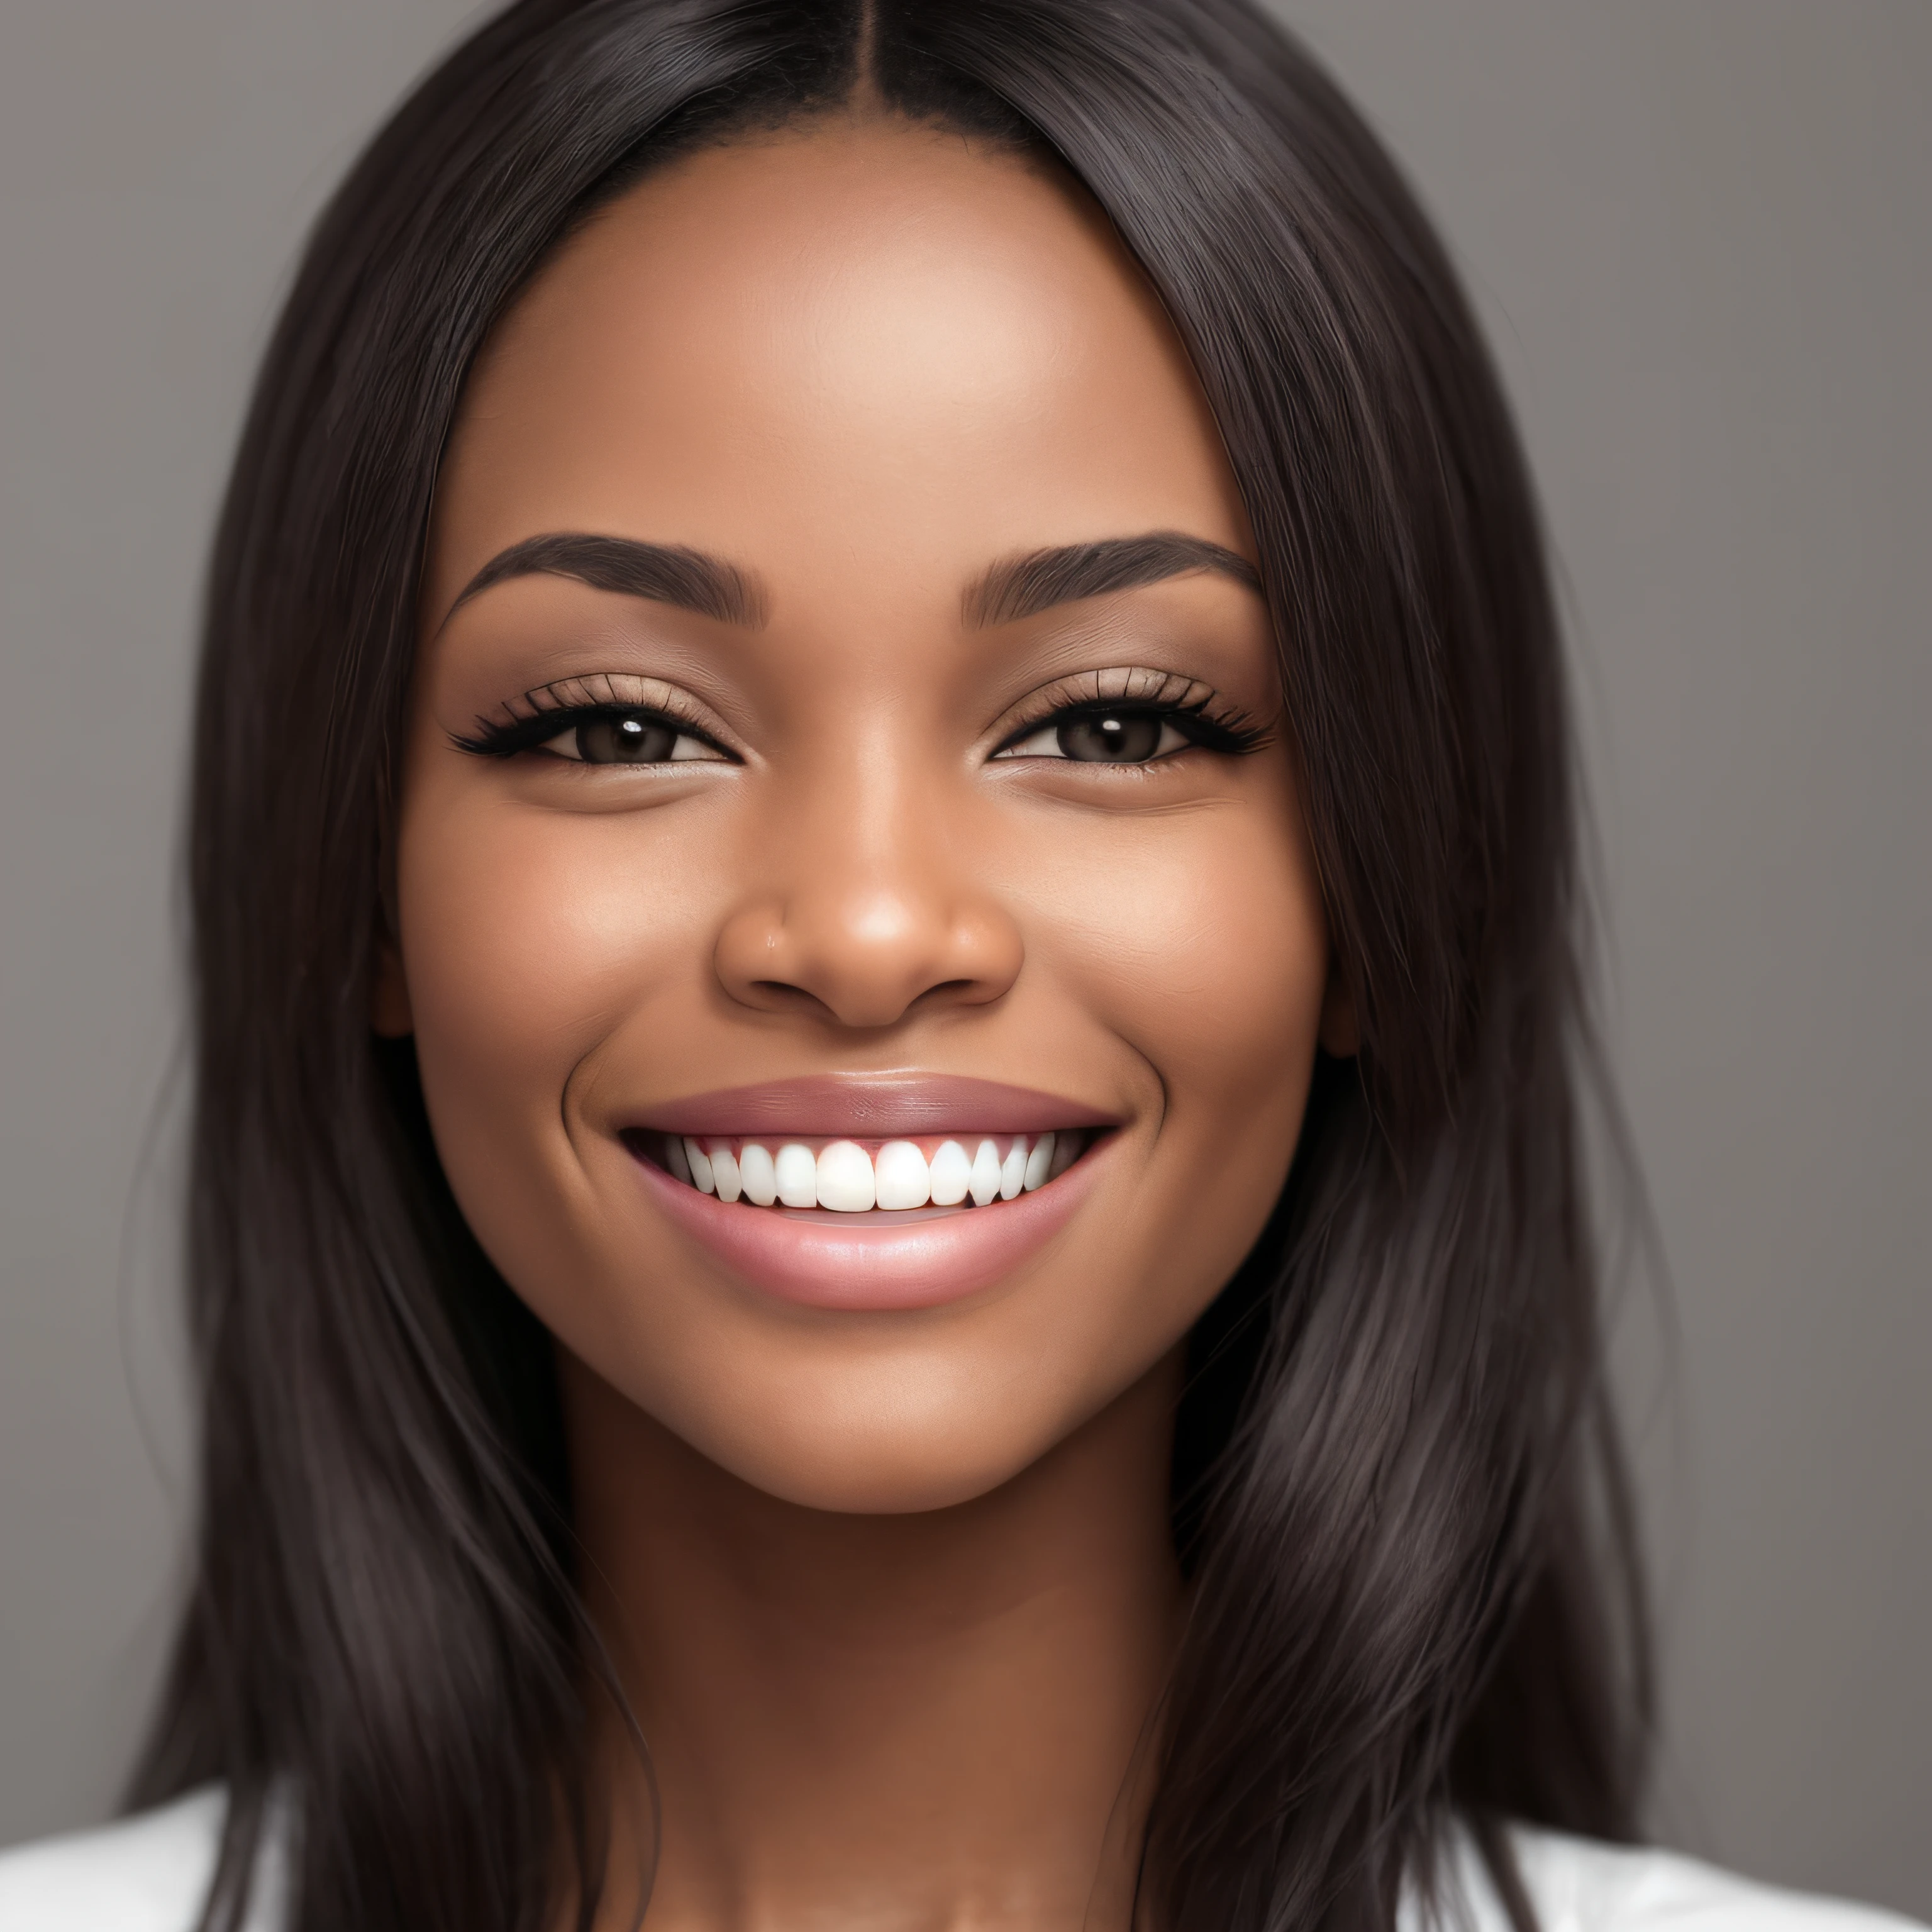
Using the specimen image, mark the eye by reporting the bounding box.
[999,708,1191,764]
[541,710,726,765]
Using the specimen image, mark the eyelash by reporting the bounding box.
[452,680,731,763]
[991,671,1271,763]
[991,695,1270,762]
[452,674,1272,767]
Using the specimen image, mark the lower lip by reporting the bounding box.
[626,1137,1111,1311]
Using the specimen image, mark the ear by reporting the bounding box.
[1318,959,1358,1058]
[370,935,414,1038]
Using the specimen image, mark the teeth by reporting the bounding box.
[874,1140,931,1210]
[969,1138,1002,1206]
[665,1131,1092,1211]
[998,1140,1027,1201]
[815,1140,876,1213]
[738,1141,778,1206]
[683,1137,715,1194]
[1023,1132,1054,1192]
[928,1140,971,1206]
[774,1142,818,1208]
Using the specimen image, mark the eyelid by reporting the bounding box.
[535,715,729,764]
[987,666,1269,758]
[453,671,741,760]
[999,714,1192,761]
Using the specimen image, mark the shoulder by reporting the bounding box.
[0,1786,281,1932]
[1419,1823,1928,1932]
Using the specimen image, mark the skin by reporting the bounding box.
[379,114,1346,1932]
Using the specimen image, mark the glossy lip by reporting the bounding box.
[626,1125,1117,1312]
[628,1072,1122,1141]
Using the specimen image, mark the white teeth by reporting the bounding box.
[738,1141,778,1207]
[874,1140,931,1210]
[1023,1132,1054,1192]
[684,1137,716,1194]
[969,1138,1003,1206]
[774,1142,818,1208]
[816,1140,876,1213]
[928,1139,972,1206]
[668,1130,1088,1209]
[998,1138,1028,1201]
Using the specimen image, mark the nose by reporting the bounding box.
[713,772,1023,1031]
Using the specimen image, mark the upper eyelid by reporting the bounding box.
[460,663,1260,755]
[997,666,1219,718]
[988,667,1235,743]
[499,672,709,725]
[469,672,737,747]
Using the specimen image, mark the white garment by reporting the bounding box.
[0,1784,1920,1932]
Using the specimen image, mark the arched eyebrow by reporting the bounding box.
[963,532,1262,628]
[447,532,768,628]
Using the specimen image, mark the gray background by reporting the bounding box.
[1,0,1925,1915]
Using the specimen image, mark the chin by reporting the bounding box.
[680,1384,1080,1516]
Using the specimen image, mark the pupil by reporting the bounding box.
[1057,711,1162,762]
[577,713,675,763]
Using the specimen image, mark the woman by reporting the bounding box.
[0,4,1916,1931]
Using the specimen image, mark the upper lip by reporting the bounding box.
[626,1073,1121,1140]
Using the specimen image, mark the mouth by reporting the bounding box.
[619,1077,1119,1311]
[633,1128,1092,1213]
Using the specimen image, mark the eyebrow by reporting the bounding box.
[963,532,1263,628]
[448,532,767,628]
[447,528,1260,634]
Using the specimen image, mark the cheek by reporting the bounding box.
[1030,792,1327,1118]
[1011,786,1327,1285]
[394,789,712,1202]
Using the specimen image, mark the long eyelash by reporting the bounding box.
[996,672,1274,758]
[1060,694,1271,755]
[451,676,725,759]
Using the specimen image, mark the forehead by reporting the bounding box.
[427,115,1250,623]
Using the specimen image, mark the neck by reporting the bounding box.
[562,1353,1185,1932]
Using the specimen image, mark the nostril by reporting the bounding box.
[747,980,836,1016]
[716,899,1024,1028]
[914,978,979,1006]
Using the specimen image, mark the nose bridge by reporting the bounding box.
[716,715,1020,1028]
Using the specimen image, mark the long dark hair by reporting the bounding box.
[133,3,1652,1929]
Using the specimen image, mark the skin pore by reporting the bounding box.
[380,114,1344,1932]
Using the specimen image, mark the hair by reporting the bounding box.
[132,3,1652,1929]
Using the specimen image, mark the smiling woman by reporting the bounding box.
[380,123,1331,1533]
[0,6,1919,1932]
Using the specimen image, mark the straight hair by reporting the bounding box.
[134,3,1652,1929]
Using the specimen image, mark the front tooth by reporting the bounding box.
[874,1140,931,1209]
[816,1140,875,1213]
[1023,1132,1055,1191]
[709,1142,743,1203]
[684,1137,716,1194]
[928,1140,972,1206]
[999,1137,1028,1201]
[969,1138,1002,1206]
[738,1142,778,1207]
[774,1142,818,1208]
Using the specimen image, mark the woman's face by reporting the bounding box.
[389,116,1336,1513]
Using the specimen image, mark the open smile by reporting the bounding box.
[643,1129,1090,1211]
[621,1076,1120,1311]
